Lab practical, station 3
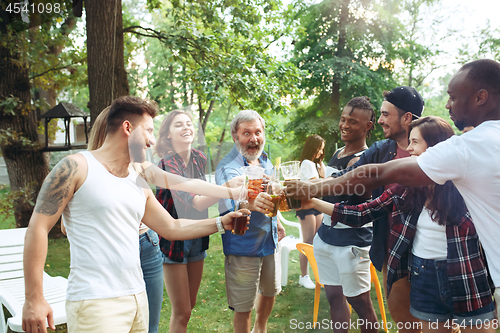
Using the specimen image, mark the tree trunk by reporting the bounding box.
[86,0,129,124]
[199,85,219,134]
[201,99,216,133]
[215,104,232,166]
[197,97,206,146]
[0,44,50,228]
[182,66,188,106]
[35,14,77,113]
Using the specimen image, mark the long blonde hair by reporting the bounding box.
[88,106,110,151]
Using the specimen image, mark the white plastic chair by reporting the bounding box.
[0,228,68,333]
[277,211,303,286]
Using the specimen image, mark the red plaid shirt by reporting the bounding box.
[155,149,209,262]
[330,185,493,313]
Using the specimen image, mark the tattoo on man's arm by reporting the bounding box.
[35,158,78,216]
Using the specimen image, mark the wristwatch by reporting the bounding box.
[216,216,225,234]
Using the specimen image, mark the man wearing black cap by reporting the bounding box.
[327,86,424,333]
[379,86,424,153]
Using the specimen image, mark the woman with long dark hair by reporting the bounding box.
[303,116,495,332]
[296,134,326,289]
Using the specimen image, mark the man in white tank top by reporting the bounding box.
[22,96,243,333]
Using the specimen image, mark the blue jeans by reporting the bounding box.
[140,229,164,333]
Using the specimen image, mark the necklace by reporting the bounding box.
[338,145,368,159]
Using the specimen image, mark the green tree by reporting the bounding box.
[288,0,403,157]
[457,22,500,64]
[394,0,447,88]
[287,0,447,158]
[125,0,302,136]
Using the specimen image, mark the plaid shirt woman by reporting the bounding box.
[329,184,493,314]
[155,149,209,262]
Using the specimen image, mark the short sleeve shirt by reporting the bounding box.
[299,159,319,181]
[215,145,277,257]
[417,120,500,287]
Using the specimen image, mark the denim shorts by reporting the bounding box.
[296,208,322,220]
[162,237,207,264]
[409,255,495,323]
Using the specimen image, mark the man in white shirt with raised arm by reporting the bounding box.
[21,96,246,333]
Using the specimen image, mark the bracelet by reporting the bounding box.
[216,216,225,234]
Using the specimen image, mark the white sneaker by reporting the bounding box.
[299,275,316,289]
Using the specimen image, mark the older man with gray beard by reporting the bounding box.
[216,110,285,333]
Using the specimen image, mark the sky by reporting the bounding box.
[441,0,500,32]
[433,0,500,70]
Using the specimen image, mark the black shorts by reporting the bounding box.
[296,208,322,220]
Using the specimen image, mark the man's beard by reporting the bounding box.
[235,139,265,162]
[453,119,465,131]
[388,127,407,142]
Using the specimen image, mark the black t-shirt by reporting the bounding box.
[317,147,373,247]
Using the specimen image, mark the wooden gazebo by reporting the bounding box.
[40,102,89,152]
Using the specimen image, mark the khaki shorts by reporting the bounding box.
[66,291,148,332]
[313,234,371,297]
[225,251,281,312]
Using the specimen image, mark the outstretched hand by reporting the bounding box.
[229,185,247,201]
[252,192,274,214]
[224,175,245,188]
[221,210,251,231]
[277,222,286,241]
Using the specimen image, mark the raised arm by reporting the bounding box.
[301,198,335,215]
[22,155,84,333]
[142,189,247,239]
[302,187,400,228]
[156,155,244,212]
[135,161,242,200]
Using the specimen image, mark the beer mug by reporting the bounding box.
[280,161,301,210]
[241,165,265,199]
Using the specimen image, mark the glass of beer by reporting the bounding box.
[280,161,302,210]
[265,181,281,217]
[232,200,250,235]
[280,161,300,180]
[241,166,265,199]
[286,195,302,210]
[279,189,290,212]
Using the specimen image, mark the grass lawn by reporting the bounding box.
[0,185,15,230]
[2,207,395,332]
